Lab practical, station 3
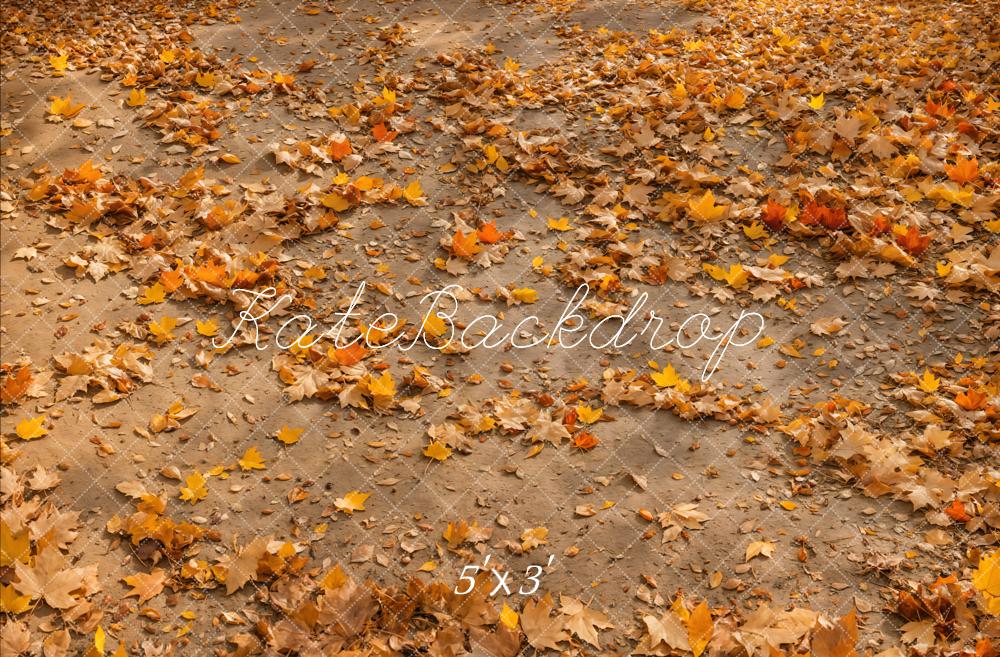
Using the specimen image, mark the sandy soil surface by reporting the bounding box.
[1,0,998,655]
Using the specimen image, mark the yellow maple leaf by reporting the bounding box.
[321,192,351,212]
[972,549,1000,615]
[94,627,107,656]
[687,601,713,657]
[702,263,748,288]
[547,216,572,231]
[320,565,348,590]
[178,471,208,504]
[724,265,748,288]
[499,603,519,629]
[576,404,603,425]
[0,584,30,614]
[373,86,396,105]
[703,263,726,282]
[402,180,425,205]
[367,371,396,399]
[195,71,216,88]
[196,319,218,336]
[511,288,538,304]
[807,93,826,110]
[423,441,452,461]
[520,526,548,551]
[354,175,381,191]
[651,365,679,388]
[127,88,147,107]
[137,282,165,305]
[688,190,726,222]
[936,261,953,277]
[302,265,326,281]
[917,369,940,393]
[275,425,303,445]
[238,446,266,471]
[926,183,974,207]
[723,88,746,109]
[15,415,47,440]
[160,49,176,64]
[148,316,177,343]
[0,522,29,567]
[483,143,500,165]
[334,490,370,514]
[422,312,447,337]
[49,53,68,72]
[742,221,766,240]
[49,94,85,118]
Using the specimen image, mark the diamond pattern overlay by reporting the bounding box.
[1,0,998,655]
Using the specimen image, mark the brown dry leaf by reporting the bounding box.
[641,609,690,652]
[809,316,848,336]
[559,595,614,647]
[520,593,568,650]
[123,568,168,603]
[14,547,97,609]
[225,535,270,595]
[745,540,776,562]
[811,608,858,657]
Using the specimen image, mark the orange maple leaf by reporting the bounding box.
[476,221,505,244]
[572,431,599,450]
[944,155,978,185]
[451,230,482,258]
[191,263,229,287]
[230,270,260,289]
[328,136,352,161]
[820,206,848,230]
[372,123,398,143]
[896,226,931,255]
[760,199,787,231]
[64,160,102,185]
[925,96,954,119]
[332,342,368,367]
[944,500,971,523]
[869,215,892,235]
[159,269,184,292]
[954,388,986,411]
[1,365,33,404]
[801,201,848,230]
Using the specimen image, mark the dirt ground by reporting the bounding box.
[1,0,998,655]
